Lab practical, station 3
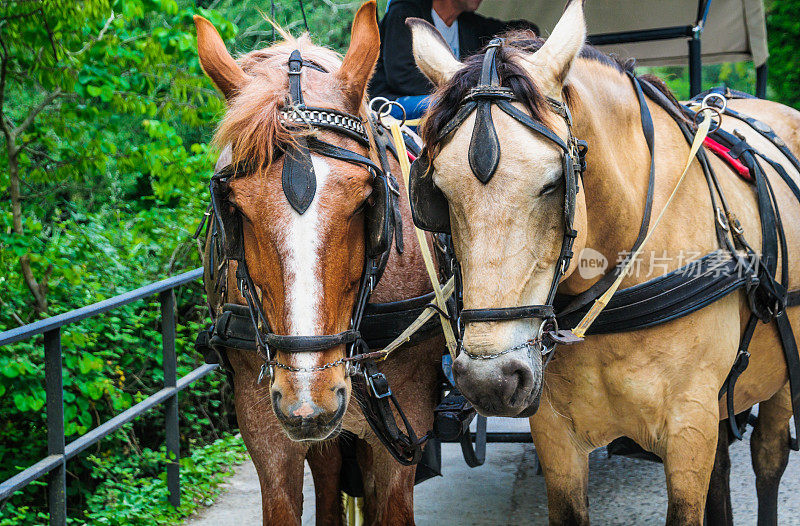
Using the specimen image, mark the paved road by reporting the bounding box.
[185,419,800,525]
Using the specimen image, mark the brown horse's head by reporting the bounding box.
[195,2,380,440]
[409,1,590,417]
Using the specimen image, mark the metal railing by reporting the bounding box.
[0,267,218,525]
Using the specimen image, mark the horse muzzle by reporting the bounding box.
[452,344,543,417]
[271,386,348,441]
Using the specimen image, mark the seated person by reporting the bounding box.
[369,0,537,119]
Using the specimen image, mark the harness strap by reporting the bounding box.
[390,120,459,359]
[719,314,756,440]
[557,251,753,334]
[265,330,361,353]
[468,39,504,183]
[558,74,656,316]
[462,305,554,323]
[571,104,714,338]
[282,50,317,214]
[775,311,800,451]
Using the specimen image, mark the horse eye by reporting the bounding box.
[353,200,367,215]
[539,180,561,197]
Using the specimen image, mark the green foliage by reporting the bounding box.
[83,434,248,525]
[0,0,372,521]
[0,434,248,525]
[640,62,757,102]
[766,0,800,108]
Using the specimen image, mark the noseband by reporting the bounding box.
[209,49,394,379]
[409,39,587,358]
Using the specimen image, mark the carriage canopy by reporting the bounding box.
[478,0,768,68]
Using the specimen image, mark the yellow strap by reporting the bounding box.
[343,494,363,526]
[571,112,713,338]
[389,121,458,359]
[378,277,454,360]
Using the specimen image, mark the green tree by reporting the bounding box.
[766,0,800,108]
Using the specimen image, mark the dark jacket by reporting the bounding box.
[368,0,536,99]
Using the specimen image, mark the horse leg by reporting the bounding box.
[751,385,792,526]
[230,353,308,524]
[705,420,733,526]
[662,400,720,526]
[531,418,590,526]
[307,442,344,526]
[357,437,416,526]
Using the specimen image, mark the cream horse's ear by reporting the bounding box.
[407,17,463,86]
[194,15,252,100]
[516,0,586,99]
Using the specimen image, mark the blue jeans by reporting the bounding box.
[391,95,431,121]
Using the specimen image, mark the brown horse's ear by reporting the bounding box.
[194,15,251,100]
[516,0,586,99]
[336,1,380,109]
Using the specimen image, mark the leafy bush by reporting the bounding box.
[766,0,800,108]
[0,434,248,526]
[0,0,363,523]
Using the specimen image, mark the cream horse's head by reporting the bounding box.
[410,1,588,417]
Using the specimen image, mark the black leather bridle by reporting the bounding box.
[209,49,394,380]
[409,38,587,358]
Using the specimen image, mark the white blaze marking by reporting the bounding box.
[284,155,329,395]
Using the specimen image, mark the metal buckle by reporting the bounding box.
[367,371,392,399]
[728,213,744,236]
[387,175,401,197]
[371,99,406,128]
[694,105,722,134]
[716,207,730,231]
[537,318,557,356]
[701,92,728,113]
[257,362,274,384]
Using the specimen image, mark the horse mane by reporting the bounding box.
[420,29,684,154]
[213,33,343,171]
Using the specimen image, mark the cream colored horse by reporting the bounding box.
[410,0,800,523]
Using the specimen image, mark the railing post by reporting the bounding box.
[756,63,768,99]
[688,29,703,97]
[160,290,180,507]
[44,328,66,526]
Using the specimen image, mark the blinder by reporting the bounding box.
[365,168,392,258]
[409,150,450,233]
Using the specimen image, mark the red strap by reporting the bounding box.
[703,136,752,181]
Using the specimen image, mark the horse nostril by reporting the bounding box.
[500,362,534,407]
[452,356,468,379]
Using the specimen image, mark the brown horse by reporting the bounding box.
[409,1,800,523]
[195,3,441,523]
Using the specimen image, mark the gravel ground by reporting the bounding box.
[185,418,800,525]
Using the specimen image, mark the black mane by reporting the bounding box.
[420,30,637,154]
